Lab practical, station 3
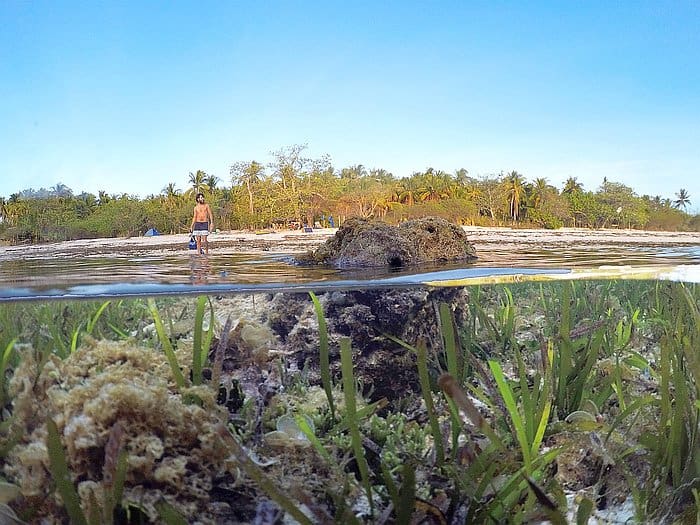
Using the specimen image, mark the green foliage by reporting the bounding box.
[46,418,88,525]
[415,341,444,466]
[340,337,374,515]
[147,299,187,389]
[191,296,214,386]
[4,280,700,522]
[395,463,416,524]
[1,160,695,243]
[154,500,189,525]
[527,208,564,229]
[0,338,18,410]
[309,292,335,420]
[635,283,700,517]
[0,299,150,361]
[488,359,551,473]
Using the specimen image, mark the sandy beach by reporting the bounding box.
[2,226,700,261]
[0,226,700,258]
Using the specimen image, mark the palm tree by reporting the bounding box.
[415,168,454,202]
[562,177,583,194]
[503,171,526,221]
[188,170,207,194]
[75,192,98,218]
[398,176,422,207]
[5,194,25,226]
[369,168,395,185]
[673,188,691,211]
[50,183,73,197]
[340,164,367,180]
[454,168,470,185]
[205,175,219,193]
[528,177,550,210]
[97,191,112,206]
[161,183,180,200]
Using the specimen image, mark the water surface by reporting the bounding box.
[2,242,700,300]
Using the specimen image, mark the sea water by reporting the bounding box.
[2,241,700,299]
[0,244,699,523]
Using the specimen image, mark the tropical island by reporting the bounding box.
[0,146,696,245]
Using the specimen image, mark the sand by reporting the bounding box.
[2,226,699,261]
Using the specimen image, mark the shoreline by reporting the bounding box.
[1,226,700,260]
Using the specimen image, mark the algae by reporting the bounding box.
[298,216,477,268]
[3,338,234,523]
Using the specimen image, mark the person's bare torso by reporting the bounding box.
[193,203,210,221]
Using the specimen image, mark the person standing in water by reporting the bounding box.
[190,192,214,255]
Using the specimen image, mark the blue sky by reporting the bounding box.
[1,1,698,209]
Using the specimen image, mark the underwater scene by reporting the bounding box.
[0,241,699,524]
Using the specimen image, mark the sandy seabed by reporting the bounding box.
[2,226,700,261]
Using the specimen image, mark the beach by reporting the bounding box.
[2,226,700,261]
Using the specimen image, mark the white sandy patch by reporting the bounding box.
[1,226,699,261]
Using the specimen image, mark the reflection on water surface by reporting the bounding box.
[1,243,700,299]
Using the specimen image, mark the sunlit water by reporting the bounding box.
[1,242,700,299]
[1,240,699,524]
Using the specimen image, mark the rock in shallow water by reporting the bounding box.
[297,216,477,268]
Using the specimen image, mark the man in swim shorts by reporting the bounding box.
[190,192,214,255]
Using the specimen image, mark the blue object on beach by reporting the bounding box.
[188,235,197,250]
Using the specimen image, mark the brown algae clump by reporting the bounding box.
[3,338,233,523]
[298,216,477,268]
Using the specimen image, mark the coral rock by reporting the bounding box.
[298,216,477,268]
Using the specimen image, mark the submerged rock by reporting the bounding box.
[264,286,472,407]
[297,216,477,268]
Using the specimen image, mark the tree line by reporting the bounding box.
[0,145,696,244]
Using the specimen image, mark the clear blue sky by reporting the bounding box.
[1,1,698,209]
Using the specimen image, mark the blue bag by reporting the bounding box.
[188,235,197,250]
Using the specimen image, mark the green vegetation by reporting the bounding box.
[0,146,697,243]
[0,279,698,523]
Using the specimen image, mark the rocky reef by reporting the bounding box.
[297,216,477,268]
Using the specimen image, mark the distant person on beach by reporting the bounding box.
[190,192,214,255]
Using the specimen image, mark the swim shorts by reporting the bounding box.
[193,221,209,236]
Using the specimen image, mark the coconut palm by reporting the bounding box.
[50,183,73,198]
[97,191,112,206]
[4,194,26,226]
[340,164,367,180]
[398,176,422,207]
[417,168,453,202]
[673,188,691,211]
[161,183,180,200]
[503,171,526,221]
[205,175,219,193]
[528,177,550,209]
[188,170,207,194]
[562,177,583,194]
[369,168,395,185]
